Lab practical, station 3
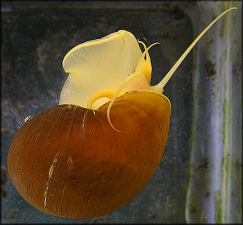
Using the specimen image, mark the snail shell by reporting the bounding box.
[8,91,170,219]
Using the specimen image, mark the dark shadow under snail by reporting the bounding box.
[7,8,236,219]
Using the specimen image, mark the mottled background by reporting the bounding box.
[1,1,194,223]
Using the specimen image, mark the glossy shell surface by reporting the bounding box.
[8,91,170,219]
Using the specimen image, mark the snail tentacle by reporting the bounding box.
[138,40,160,63]
[107,41,161,131]
[89,40,160,132]
[106,70,143,132]
[151,7,237,93]
[136,41,160,84]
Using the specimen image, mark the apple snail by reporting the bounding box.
[7,7,236,219]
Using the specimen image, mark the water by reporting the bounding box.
[2,1,241,223]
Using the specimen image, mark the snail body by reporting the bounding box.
[7,8,236,219]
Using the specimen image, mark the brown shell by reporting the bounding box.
[7,90,170,219]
